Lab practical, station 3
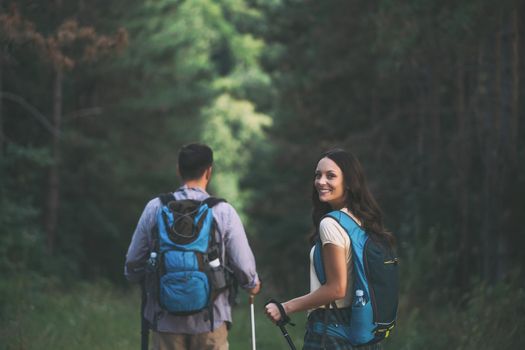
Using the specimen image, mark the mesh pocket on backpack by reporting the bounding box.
[349,300,375,345]
[159,271,210,314]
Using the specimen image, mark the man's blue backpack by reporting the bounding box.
[313,211,399,346]
[150,193,231,320]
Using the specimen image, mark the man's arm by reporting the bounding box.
[124,199,158,283]
[220,204,261,294]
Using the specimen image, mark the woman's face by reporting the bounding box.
[314,157,347,209]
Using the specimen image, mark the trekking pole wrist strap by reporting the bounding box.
[265,298,295,327]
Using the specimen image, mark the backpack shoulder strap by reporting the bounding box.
[323,210,343,222]
[313,210,361,285]
[204,197,226,208]
[313,240,326,284]
[203,197,226,249]
[158,193,176,206]
[324,210,364,243]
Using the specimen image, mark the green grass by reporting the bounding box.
[0,277,140,350]
[2,276,523,349]
[229,296,306,350]
[0,277,305,350]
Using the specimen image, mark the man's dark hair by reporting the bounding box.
[178,143,214,180]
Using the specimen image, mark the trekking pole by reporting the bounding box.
[249,295,256,350]
[140,281,149,350]
[265,299,297,350]
[277,323,296,350]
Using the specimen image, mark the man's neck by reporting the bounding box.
[183,179,207,192]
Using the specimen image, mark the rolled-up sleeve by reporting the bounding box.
[124,199,159,282]
[219,204,260,290]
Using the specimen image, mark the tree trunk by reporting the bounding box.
[475,39,496,282]
[510,6,519,162]
[493,9,519,279]
[477,11,516,282]
[414,90,424,240]
[456,56,470,291]
[428,70,441,189]
[0,53,4,155]
[506,2,521,272]
[45,66,63,254]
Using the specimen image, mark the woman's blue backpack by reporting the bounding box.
[313,211,399,346]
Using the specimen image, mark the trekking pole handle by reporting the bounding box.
[265,299,295,327]
[264,299,296,350]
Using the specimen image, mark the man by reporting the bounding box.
[125,143,261,350]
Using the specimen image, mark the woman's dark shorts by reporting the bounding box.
[302,308,383,350]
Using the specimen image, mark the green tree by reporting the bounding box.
[203,93,271,219]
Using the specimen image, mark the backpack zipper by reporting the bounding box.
[384,258,398,265]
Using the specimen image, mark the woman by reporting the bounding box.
[264,148,396,349]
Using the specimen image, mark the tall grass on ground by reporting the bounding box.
[0,276,305,350]
[1,275,523,349]
[388,275,525,350]
[0,276,140,350]
[229,295,306,349]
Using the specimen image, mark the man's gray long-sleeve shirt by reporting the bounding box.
[125,185,260,334]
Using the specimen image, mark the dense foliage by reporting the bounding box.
[251,0,525,298]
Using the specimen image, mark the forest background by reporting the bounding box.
[1,0,524,349]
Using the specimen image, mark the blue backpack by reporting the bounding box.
[313,211,399,346]
[150,193,231,322]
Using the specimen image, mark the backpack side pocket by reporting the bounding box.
[349,301,375,345]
